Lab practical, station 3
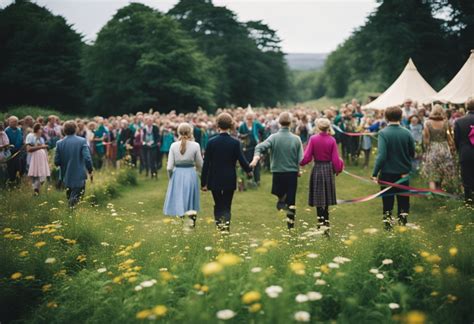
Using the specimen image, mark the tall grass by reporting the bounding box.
[0,165,472,323]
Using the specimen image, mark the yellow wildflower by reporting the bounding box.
[445,265,458,275]
[448,247,458,257]
[202,262,224,276]
[414,266,424,273]
[320,264,330,274]
[42,284,52,292]
[405,310,426,324]
[11,272,22,280]
[242,291,261,304]
[34,241,46,248]
[249,303,262,313]
[255,247,268,254]
[136,309,153,320]
[152,305,167,317]
[47,302,58,308]
[426,255,441,264]
[25,275,35,280]
[216,253,241,266]
[290,262,305,275]
[19,251,29,257]
[420,251,430,258]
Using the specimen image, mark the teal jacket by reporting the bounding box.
[254,127,303,173]
[372,124,415,177]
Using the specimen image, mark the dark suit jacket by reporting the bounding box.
[201,132,251,191]
[54,135,93,188]
[454,111,474,163]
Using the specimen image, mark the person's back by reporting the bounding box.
[454,110,474,163]
[55,135,91,188]
[260,128,302,173]
[203,133,244,191]
[373,124,414,176]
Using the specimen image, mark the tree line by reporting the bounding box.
[289,0,474,103]
[0,0,289,115]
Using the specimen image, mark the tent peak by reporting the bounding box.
[406,58,417,70]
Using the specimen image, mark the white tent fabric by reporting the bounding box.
[433,51,474,104]
[362,58,437,110]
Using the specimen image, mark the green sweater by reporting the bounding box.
[372,124,415,177]
[254,127,303,173]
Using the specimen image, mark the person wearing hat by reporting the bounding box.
[300,118,344,235]
[250,112,304,229]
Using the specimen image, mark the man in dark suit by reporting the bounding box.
[201,113,252,231]
[55,121,93,207]
[454,98,474,204]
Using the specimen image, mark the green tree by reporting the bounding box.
[321,0,450,98]
[83,3,216,115]
[169,0,289,107]
[0,0,84,113]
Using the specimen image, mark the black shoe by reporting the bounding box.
[398,213,408,226]
[383,212,394,231]
[276,201,287,211]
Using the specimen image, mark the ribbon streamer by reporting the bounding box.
[332,125,378,137]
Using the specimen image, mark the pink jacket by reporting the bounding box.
[300,132,344,173]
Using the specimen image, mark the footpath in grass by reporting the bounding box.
[0,165,472,323]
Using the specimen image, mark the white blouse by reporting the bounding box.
[167,140,203,172]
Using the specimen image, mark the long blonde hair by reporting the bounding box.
[177,123,193,155]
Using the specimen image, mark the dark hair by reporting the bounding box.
[216,113,234,130]
[33,123,42,133]
[467,98,474,111]
[63,120,77,135]
[385,106,403,122]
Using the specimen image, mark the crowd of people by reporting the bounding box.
[1,98,473,233]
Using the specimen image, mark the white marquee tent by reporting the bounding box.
[433,50,474,104]
[362,58,437,110]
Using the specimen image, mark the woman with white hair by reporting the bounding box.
[300,118,344,236]
[163,123,203,228]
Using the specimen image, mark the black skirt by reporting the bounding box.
[309,161,337,207]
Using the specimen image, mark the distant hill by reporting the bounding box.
[285,53,328,71]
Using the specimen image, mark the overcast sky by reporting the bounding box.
[0,0,378,53]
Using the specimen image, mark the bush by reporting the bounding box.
[1,106,77,121]
[116,168,138,187]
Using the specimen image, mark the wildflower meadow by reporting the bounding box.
[0,165,472,323]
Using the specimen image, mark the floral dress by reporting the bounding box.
[421,121,456,184]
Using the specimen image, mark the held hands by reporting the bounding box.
[371,176,378,184]
[249,156,260,168]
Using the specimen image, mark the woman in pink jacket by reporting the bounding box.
[300,118,344,235]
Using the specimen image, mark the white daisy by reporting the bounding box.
[294,311,310,322]
[295,294,309,303]
[216,309,236,320]
[306,291,323,301]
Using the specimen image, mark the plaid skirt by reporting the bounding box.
[309,161,337,207]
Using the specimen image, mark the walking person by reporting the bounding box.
[250,112,303,229]
[238,111,264,186]
[372,107,415,230]
[163,123,203,228]
[26,124,50,195]
[454,98,474,204]
[141,116,160,178]
[421,105,456,190]
[201,113,253,232]
[5,116,24,185]
[54,121,93,208]
[300,118,344,235]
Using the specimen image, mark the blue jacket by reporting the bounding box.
[54,135,93,188]
[201,133,251,191]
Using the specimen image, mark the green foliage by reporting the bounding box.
[315,0,474,100]
[1,106,77,121]
[1,163,473,323]
[288,70,326,103]
[0,1,85,113]
[82,3,217,115]
[116,168,138,187]
[169,0,289,107]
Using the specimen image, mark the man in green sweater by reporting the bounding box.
[372,106,415,230]
[250,112,303,229]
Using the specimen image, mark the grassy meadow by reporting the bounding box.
[0,162,473,323]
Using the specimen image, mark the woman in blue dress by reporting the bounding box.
[163,123,203,228]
